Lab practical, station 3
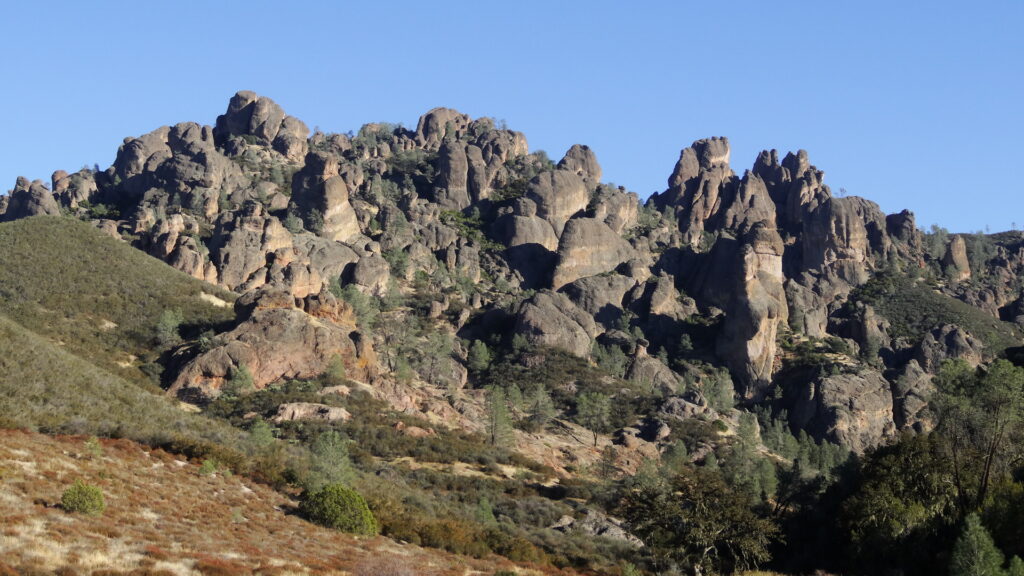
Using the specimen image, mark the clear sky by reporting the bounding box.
[2,1,1021,233]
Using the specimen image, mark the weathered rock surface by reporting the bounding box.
[716,224,788,397]
[790,370,896,453]
[169,286,376,402]
[272,402,352,423]
[2,177,61,220]
[514,291,599,357]
[526,170,589,236]
[551,218,635,289]
[214,90,309,161]
[914,324,985,374]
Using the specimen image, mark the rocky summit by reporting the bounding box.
[3,91,1024,575]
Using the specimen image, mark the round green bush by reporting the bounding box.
[61,480,105,515]
[300,483,377,535]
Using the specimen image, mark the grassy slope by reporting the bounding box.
[0,216,236,386]
[0,311,245,453]
[0,430,567,576]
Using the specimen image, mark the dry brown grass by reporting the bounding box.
[0,430,579,576]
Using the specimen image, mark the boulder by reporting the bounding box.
[214,90,309,161]
[557,144,602,190]
[914,324,984,374]
[551,218,635,289]
[415,107,470,150]
[716,224,788,398]
[790,370,896,453]
[514,291,599,357]
[943,235,972,281]
[526,169,589,236]
[272,402,351,423]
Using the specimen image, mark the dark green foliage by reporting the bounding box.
[849,273,1021,354]
[619,466,778,574]
[467,340,492,373]
[838,433,959,575]
[61,480,106,515]
[300,483,378,535]
[575,392,612,446]
[934,359,1024,510]
[222,365,254,397]
[949,513,1006,576]
[486,386,514,447]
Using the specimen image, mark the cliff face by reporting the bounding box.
[4,91,1021,452]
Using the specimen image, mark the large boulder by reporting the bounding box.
[291,151,361,242]
[514,291,599,357]
[415,107,470,151]
[790,370,897,453]
[551,218,635,290]
[560,273,637,328]
[557,144,602,190]
[526,170,589,236]
[716,224,788,398]
[913,324,984,374]
[942,235,972,281]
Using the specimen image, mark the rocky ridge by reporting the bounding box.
[4,91,1022,454]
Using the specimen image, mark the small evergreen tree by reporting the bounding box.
[223,364,254,397]
[321,354,347,387]
[950,513,1006,576]
[467,340,492,373]
[154,308,184,347]
[486,386,513,447]
[304,430,355,492]
[576,392,611,447]
[61,480,105,515]
[528,384,557,430]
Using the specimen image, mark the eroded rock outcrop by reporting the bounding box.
[2,177,61,220]
[514,291,599,357]
[169,286,376,402]
[790,370,896,453]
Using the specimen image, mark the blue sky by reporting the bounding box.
[2,1,1021,232]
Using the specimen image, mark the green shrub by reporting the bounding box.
[61,480,105,515]
[300,483,377,535]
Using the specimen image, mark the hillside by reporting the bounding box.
[0,311,248,458]
[0,216,236,387]
[1,90,1023,575]
[0,430,573,576]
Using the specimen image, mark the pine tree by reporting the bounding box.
[305,430,355,492]
[529,384,557,429]
[576,392,611,447]
[486,386,513,447]
[1009,557,1024,576]
[467,340,492,373]
[950,513,1007,576]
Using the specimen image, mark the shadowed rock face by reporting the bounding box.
[9,89,1020,454]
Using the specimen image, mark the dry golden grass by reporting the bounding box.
[0,430,581,576]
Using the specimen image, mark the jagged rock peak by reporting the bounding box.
[214,90,309,161]
[667,136,731,189]
[557,144,602,188]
